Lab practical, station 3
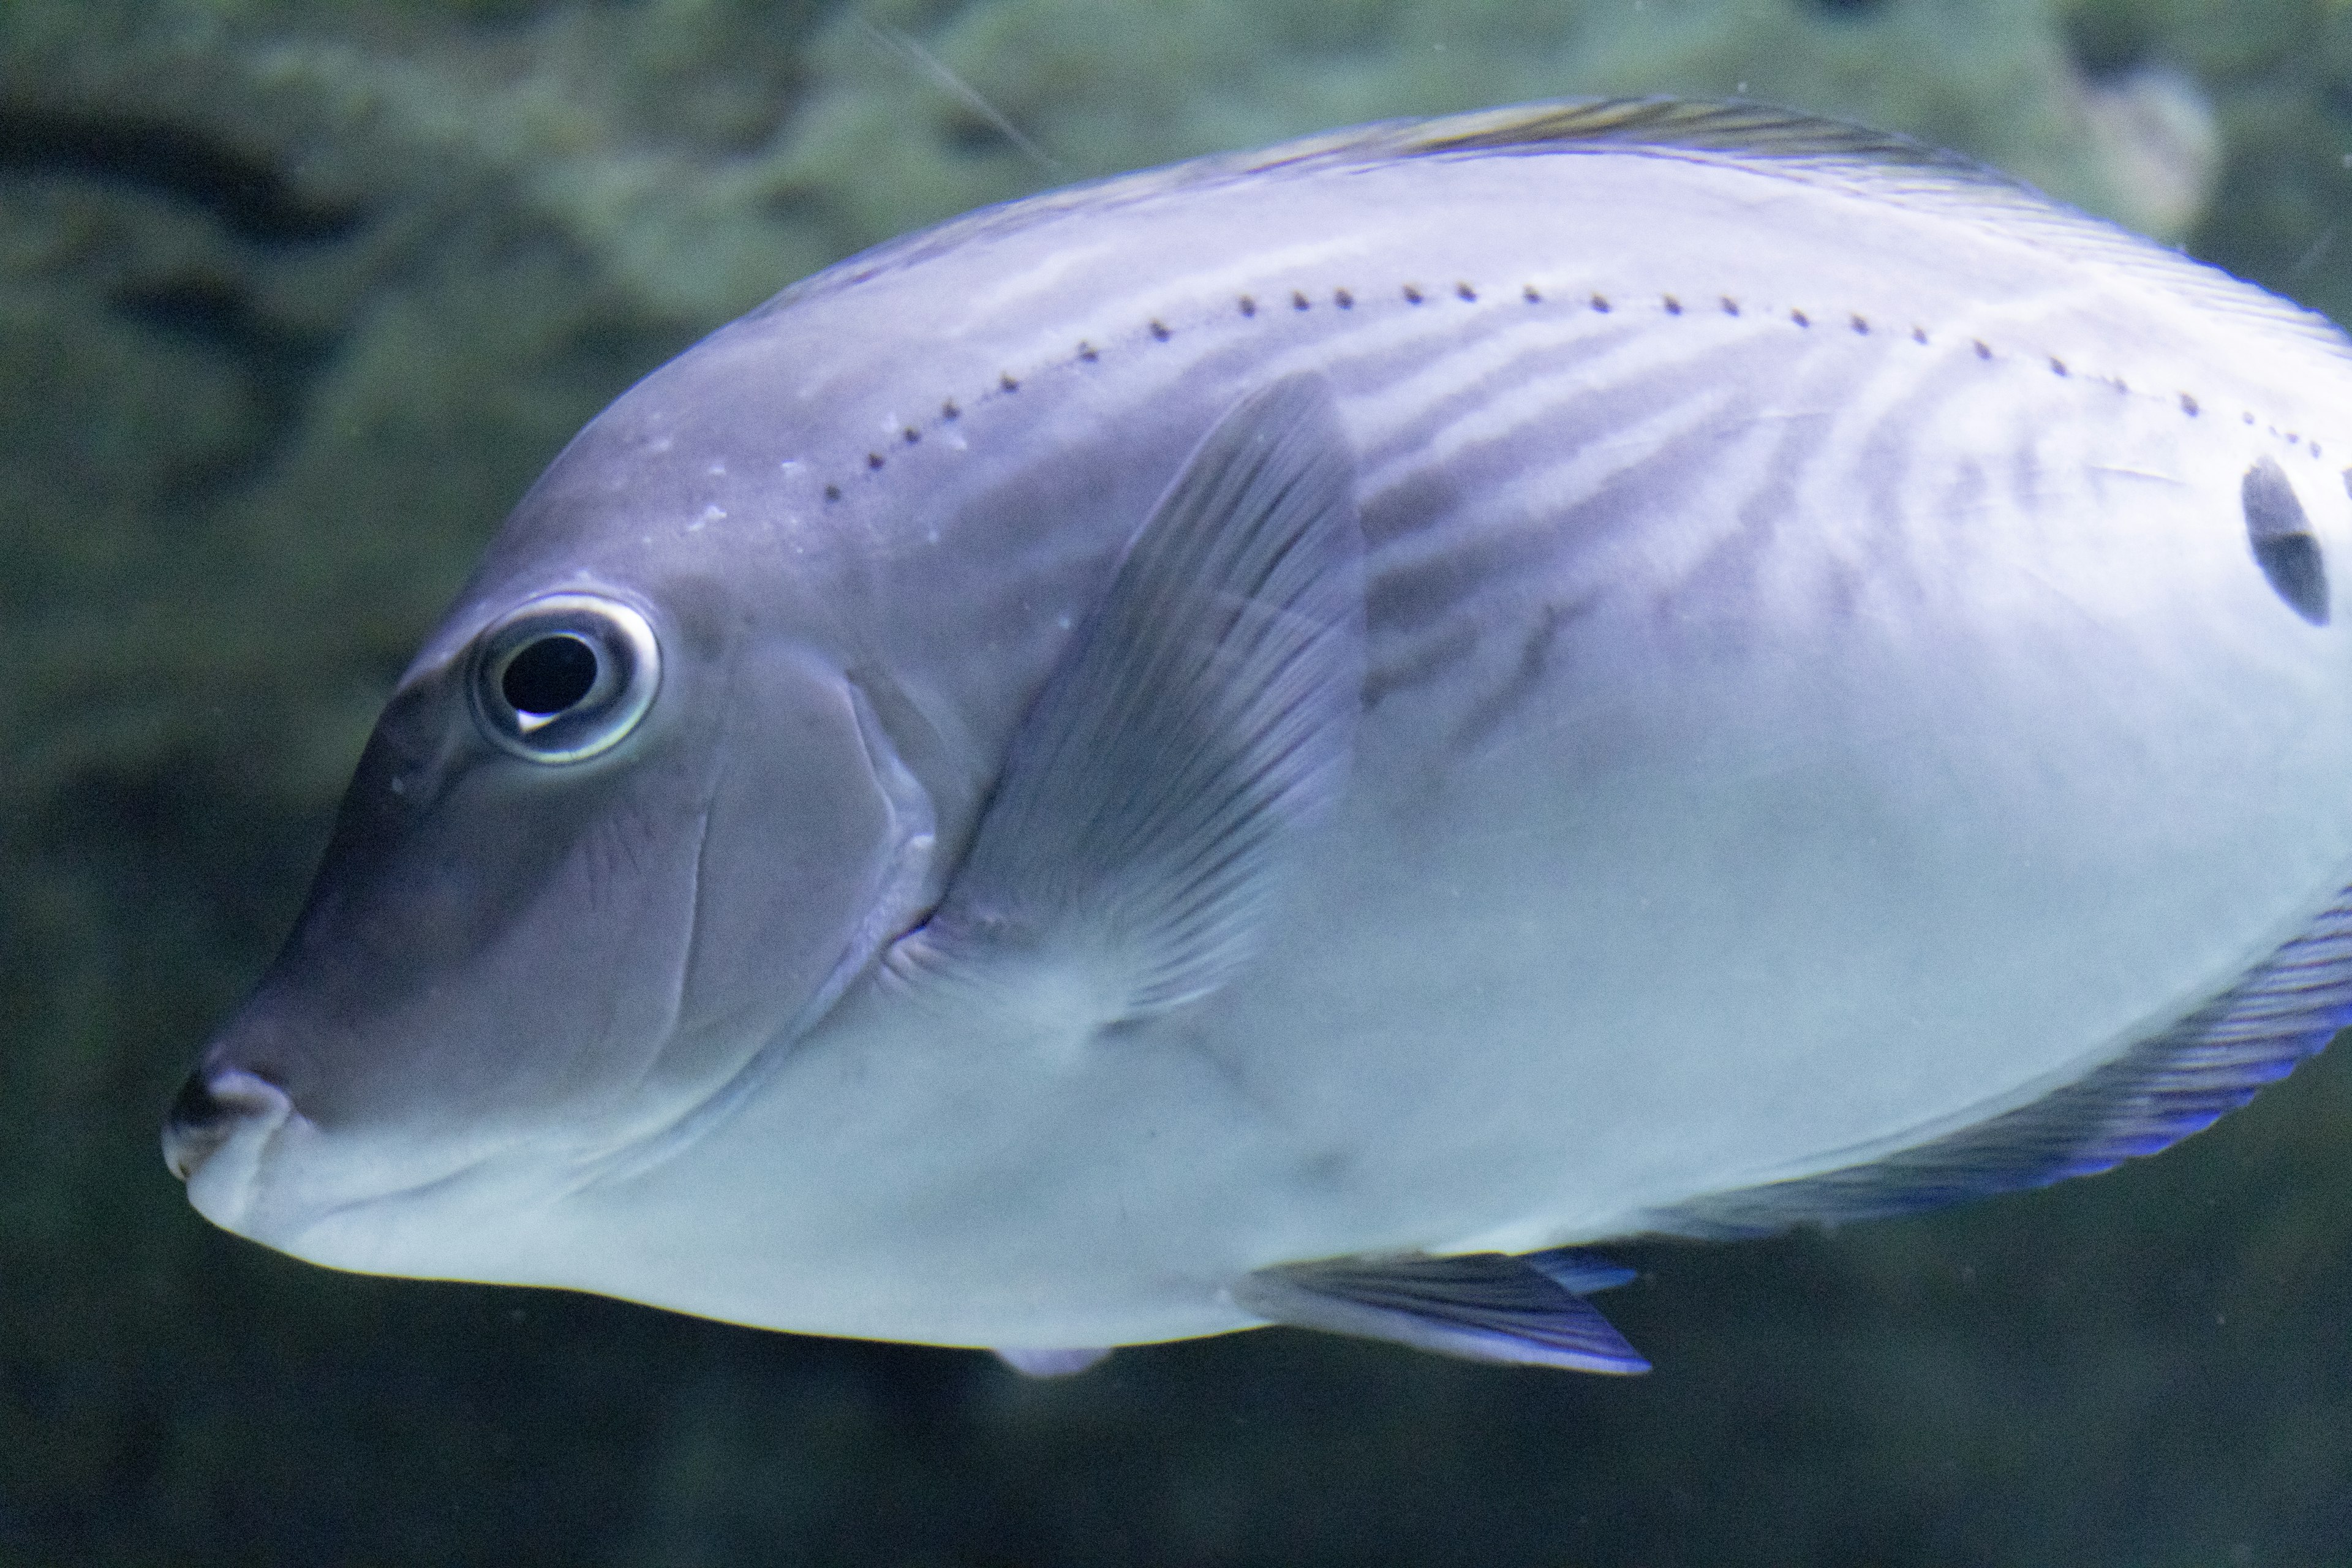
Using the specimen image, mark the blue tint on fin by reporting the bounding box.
[1651,882,2352,1240]
[992,1346,1112,1377]
[1231,1250,1650,1373]
[1525,1246,1639,1295]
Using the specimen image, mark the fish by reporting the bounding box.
[163,98,2352,1376]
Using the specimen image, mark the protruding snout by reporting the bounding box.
[162,1066,292,1184]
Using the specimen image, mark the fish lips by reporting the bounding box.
[162,1063,297,1233]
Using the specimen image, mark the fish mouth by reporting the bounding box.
[161,1066,294,1231]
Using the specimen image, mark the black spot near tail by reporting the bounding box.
[2244,457,2329,625]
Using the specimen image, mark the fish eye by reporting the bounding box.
[469,594,661,763]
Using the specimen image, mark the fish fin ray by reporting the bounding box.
[1648,885,2352,1240]
[1232,1251,1650,1374]
[889,374,1363,1020]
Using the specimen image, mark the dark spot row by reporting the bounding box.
[1235,279,1491,317]
[820,274,2253,501]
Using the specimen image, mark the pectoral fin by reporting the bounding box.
[886,374,1364,1023]
[1232,1248,1651,1374]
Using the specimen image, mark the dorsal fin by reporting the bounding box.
[768,96,2345,360]
[1379,97,1992,171]
[1384,99,2341,354]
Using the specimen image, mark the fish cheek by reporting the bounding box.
[241,681,714,1139]
[657,644,905,1088]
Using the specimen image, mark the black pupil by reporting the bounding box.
[502,633,600,715]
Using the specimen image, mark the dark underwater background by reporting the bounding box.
[9,0,2352,1562]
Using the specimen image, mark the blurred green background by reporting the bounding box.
[8,0,2352,1562]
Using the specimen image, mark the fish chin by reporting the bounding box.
[172,1033,604,1277]
[201,1113,571,1284]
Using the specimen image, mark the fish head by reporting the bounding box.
[163,413,931,1276]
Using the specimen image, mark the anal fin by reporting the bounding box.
[1649,880,2352,1240]
[1231,1248,1650,1374]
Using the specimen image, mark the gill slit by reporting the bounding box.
[655,796,718,1085]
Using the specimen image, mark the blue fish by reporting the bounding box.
[165,100,2352,1375]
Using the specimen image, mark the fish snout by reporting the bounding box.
[162,1066,292,1183]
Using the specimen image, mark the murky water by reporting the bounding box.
[7,2,2351,1561]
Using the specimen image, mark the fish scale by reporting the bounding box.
[165,99,2352,1370]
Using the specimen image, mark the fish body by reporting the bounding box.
[167,102,2352,1370]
